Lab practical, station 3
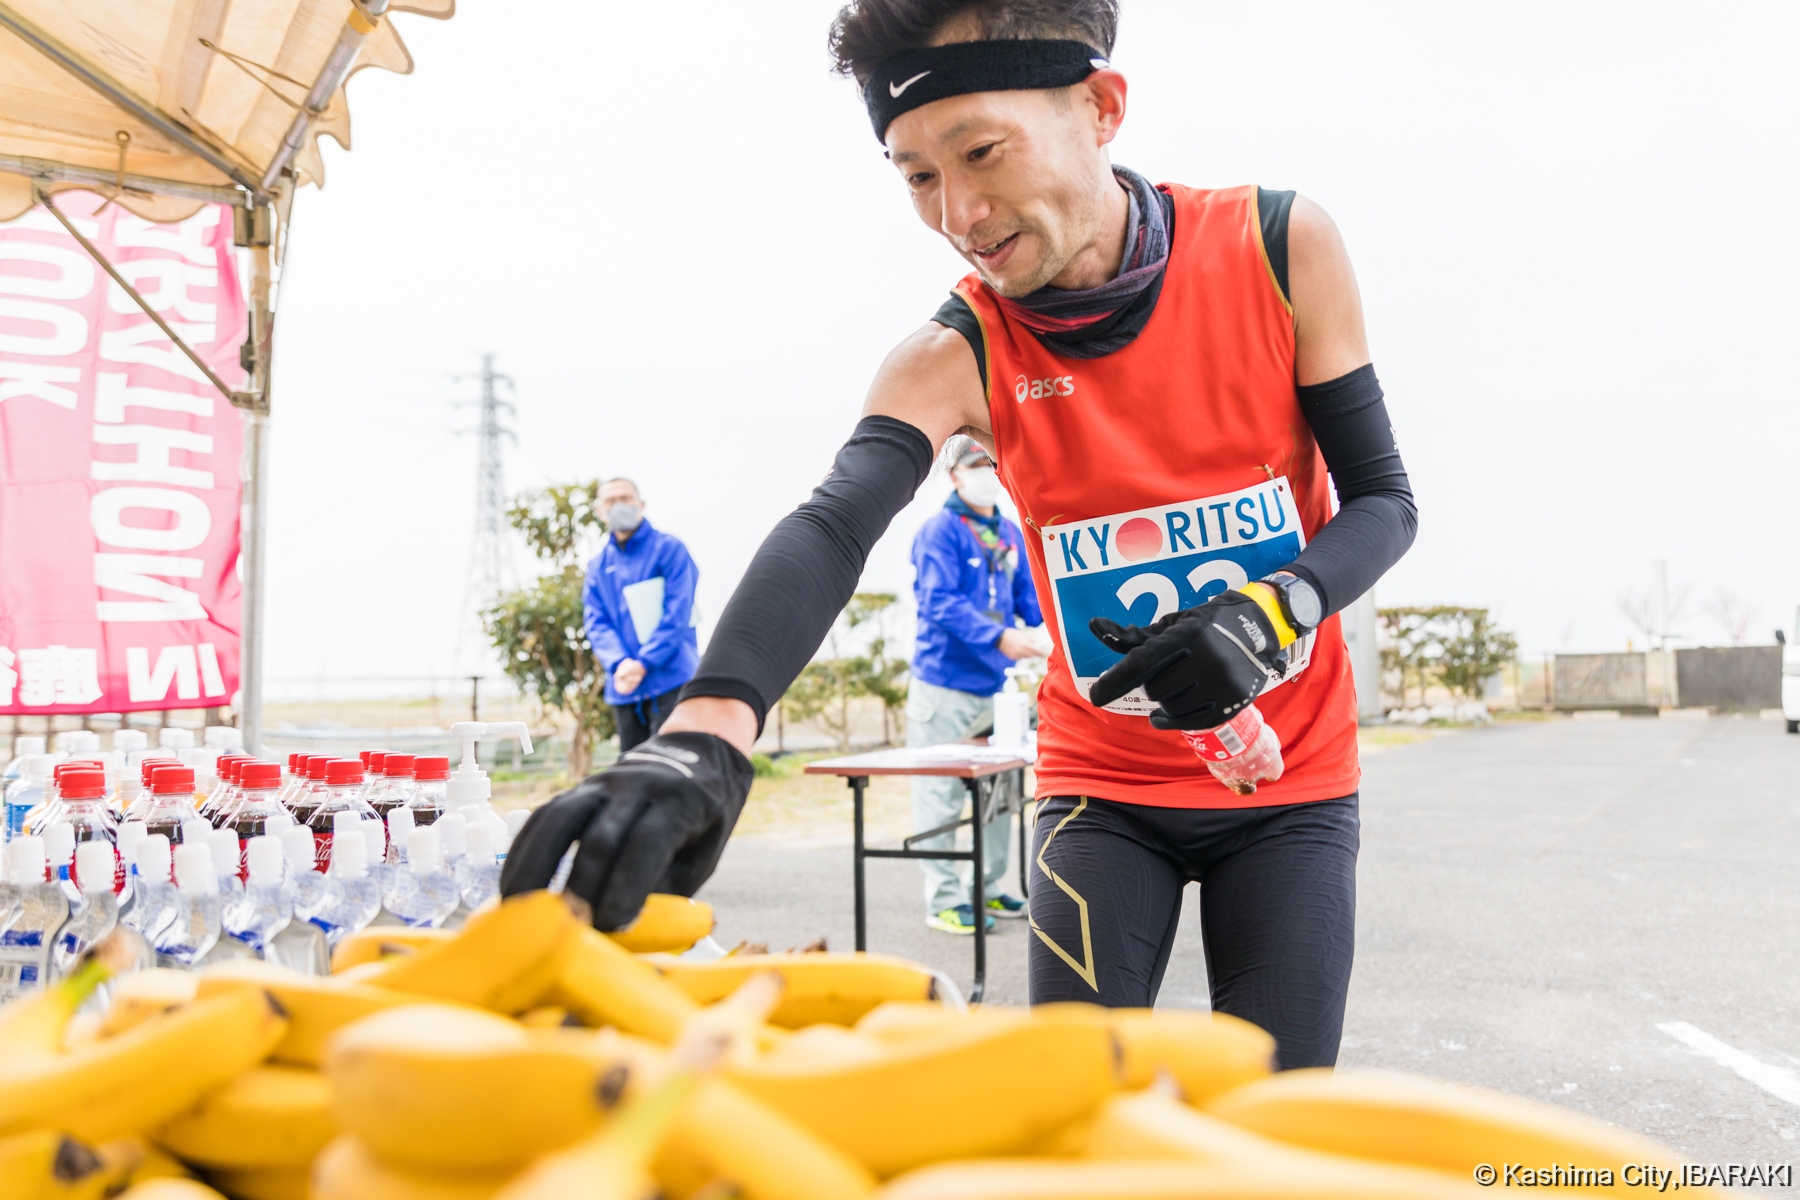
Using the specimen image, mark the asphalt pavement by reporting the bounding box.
[696,714,1799,1181]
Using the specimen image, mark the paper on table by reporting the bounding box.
[621,576,665,644]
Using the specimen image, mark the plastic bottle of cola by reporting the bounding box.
[1178,703,1285,796]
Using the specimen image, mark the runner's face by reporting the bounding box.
[886,78,1126,297]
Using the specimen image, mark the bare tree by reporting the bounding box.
[1618,570,1691,649]
[1702,588,1757,646]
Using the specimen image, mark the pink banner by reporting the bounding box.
[0,192,246,716]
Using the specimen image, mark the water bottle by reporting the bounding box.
[222,835,294,957]
[502,809,529,862]
[2,735,46,785]
[155,842,222,966]
[208,827,247,903]
[456,821,501,912]
[4,754,55,840]
[282,826,331,924]
[54,841,151,978]
[384,825,460,928]
[309,827,381,948]
[114,820,147,912]
[1177,703,1286,796]
[271,827,329,975]
[56,768,122,896]
[43,822,78,906]
[158,727,195,752]
[123,833,178,945]
[0,837,67,1001]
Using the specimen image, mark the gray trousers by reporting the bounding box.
[905,677,1012,915]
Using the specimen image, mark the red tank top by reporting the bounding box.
[955,183,1359,809]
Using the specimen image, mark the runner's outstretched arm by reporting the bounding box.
[501,325,988,927]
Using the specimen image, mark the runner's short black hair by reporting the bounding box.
[828,0,1120,87]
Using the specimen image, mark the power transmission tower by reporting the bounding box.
[452,353,517,675]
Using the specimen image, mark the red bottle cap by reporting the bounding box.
[240,761,281,789]
[367,751,389,772]
[288,752,302,770]
[383,754,416,778]
[151,765,195,794]
[411,755,449,781]
[326,759,364,786]
[140,756,178,786]
[304,755,333,780]
[59,768,106,800]
[218,754,253,783]
[54,760,101,781]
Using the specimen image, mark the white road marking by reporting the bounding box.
[1658,1021,1800,1108]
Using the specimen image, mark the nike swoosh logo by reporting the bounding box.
[889,70,930,98]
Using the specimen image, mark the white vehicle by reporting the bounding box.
[1782,606,1800,734]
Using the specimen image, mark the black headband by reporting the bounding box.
[863,39,1109,143]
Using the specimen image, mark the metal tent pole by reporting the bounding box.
[237,223,275,752]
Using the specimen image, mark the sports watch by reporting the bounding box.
[1258,573,1323,635]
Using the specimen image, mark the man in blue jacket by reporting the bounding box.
[583,478,700,753]
[908,441,1046,935]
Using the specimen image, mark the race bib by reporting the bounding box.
[1039,478,1316,716]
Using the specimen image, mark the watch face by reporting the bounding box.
[1287,581,1323,629]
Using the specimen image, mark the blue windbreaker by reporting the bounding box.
[582,518,699,704]
[910,495,1043,696]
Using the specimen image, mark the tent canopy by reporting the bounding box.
[0,0,451,223]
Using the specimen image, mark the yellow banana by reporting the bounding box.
[0,1128,107,1200]
[203,1164,309,1200]
[0,988,287,1143]
[548,926,700,1044]
[154,1065,334,1169]
[361,890,580,1010]
[311,1135,517,1200]
[609,894,713,954]
[483,928,579,1015]
[1206,1068,1691,1190]
[93,1138,192,1190]
[654,1076,877,1200]
[656,952,936,1028]
[757,1022,891,1068]
[330,928,456,973]
[1055,1088,1482,1197]
[195,959,476,1067]
[100,970,199,1038]
[517,1006,573,1029]
[726,1013,1116,1176]
[0,958,112,1061]
[854,1000,997,1044]
[111,1181,228,1200]
[325,1003,662,1170]
[493,1053,707,1200]
[1032,1004,1275,1103]
[874,1157,1473,1199]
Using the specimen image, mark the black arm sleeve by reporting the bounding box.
[679,415,934,732]
[1282,364,1417,618]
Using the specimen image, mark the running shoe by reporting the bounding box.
[927,904,995,935]
[985,894,1028,920]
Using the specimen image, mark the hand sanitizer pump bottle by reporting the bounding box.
[446,722,533,846]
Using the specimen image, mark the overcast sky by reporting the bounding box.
[262,1,1800,684]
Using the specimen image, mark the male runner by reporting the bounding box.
[503,0,1416,1069]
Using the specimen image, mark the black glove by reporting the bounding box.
[499,731,753,931]
[1087,589,1288,730]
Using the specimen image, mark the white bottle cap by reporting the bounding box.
[246,835,284,884]
[75,841,115,894]
[407,825,442,875]
[208,828,240,876]
[204,727,243,750]
[360,818,386,856]
[387,805,416,840]
[464,820,496,863]
[281,826,317,874]
[329,828,367,880]
[137,834,172,884]
[24,753,56,782]
[11,836,46,885]
[266,808,295,829]
[504,808,530,844]
[332,809,361,835]
[437,811,467,860]
[181,819,211,850]
[116,820,147,865]
[43,822,75,868]
[158,728,195,750]
[173,843,217,894]
[68,731,101,754]
[113,729,147,754]
[12,735,45,756]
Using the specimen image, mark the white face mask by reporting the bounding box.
[604,502,642,534]
[957,466,1002,508]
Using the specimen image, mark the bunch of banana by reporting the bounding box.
[608,893,714,954]
[653,951,938,1028]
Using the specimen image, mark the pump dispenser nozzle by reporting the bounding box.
[445,723,532,843]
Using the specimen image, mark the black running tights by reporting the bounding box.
[1027,792,1359,1069]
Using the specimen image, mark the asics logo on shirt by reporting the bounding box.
[1015,374,1075,402]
